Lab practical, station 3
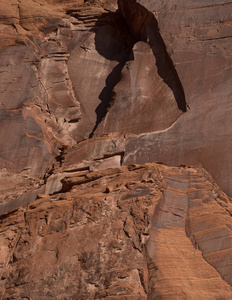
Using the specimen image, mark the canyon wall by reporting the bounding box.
[0,0,232,298]
[1,163,232,298]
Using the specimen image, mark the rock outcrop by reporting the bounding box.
[121,0,232,196]
[1,0,232,195]
[1,163,232,299]
[0,0,232,298]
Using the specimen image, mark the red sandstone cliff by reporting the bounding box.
[1,164,232,298]
[0,0,232,298]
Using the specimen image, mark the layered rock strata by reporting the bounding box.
[0,0,232,298]
[121,0,232,196]
[1,0,232,196]
[0,163,232,299]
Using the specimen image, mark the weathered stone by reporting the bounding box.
[119,0,232,196]
[0,164,232,298]
[1,0,232,196]
[94,41,185,136]
[1,0,232,298]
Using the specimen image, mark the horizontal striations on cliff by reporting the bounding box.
[0,0,232,298]
[0,163,232,299]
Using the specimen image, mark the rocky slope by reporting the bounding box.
[1,163,232,299]
[0,0,232,298]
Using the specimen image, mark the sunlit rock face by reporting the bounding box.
[1,0,187,179]
[0,0,232,298]
[121,0,232,196]
[1,0,232,196]
[1,163,232,299]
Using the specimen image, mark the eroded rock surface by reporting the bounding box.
[1,163,232,299]
[1,0,232,298]
[121,0,232,196]
[1,0,232,196]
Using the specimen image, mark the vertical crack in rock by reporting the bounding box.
[89,60,128,138]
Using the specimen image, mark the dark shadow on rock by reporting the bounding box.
[118,0,187,112]
[89,4,186,137]
[89,62,125,137]
[147,22,187,112]
[89,11,134,138]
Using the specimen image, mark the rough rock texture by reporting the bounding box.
[1,0,231,195]
[1,0,232,194]
[1,0,232,298]
[121,0,232,196]
[1,163,232,299]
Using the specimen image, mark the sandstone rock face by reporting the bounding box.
[121,0,232,196]
[1,0,232,196]
[1,164,232,299]
[94,41,185,136]
[1,0,232,298]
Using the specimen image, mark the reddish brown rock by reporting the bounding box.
[94,41,185,136]
[120,0,232,196]
[1,0,232,197]
[0,163,232,299]
[1,1,232,298]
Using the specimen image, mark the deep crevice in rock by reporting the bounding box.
[88,60,128,138]
[55,145,67,167]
